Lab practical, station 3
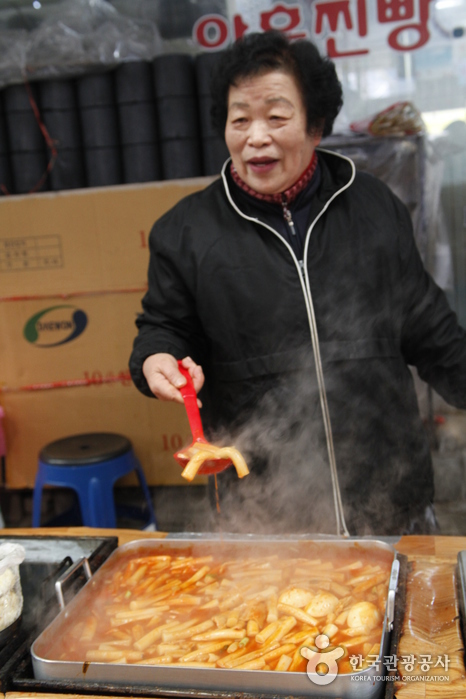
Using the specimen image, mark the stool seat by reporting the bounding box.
[33,432,157,529]
[40,433,132,465]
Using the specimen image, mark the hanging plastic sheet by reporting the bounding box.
[321,131,454,291]
[0,0,163,88]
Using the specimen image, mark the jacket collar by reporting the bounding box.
[221,148,356,215]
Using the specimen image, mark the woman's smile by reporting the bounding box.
[247,157,279,174]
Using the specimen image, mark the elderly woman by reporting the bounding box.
[130,31,466,536]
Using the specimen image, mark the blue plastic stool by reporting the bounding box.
[32,432,157,529]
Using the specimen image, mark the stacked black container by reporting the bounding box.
[0,52,230,194]
[0,95,12,195]
[3,82,48,194]
[114,61,162,184]
[77,71,122,188]
[39,79,86,191]
[195,52,229,176]
[153,54,203,180]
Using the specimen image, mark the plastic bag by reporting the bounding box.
[350,101,425,137]
[0,0,163,89]
[0,543,25,632]
[394,559,464,689]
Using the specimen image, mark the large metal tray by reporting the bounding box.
[31,536,400,699]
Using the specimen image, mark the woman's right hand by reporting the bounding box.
[142,353,205,404]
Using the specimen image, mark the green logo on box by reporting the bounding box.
[24,305,88,347]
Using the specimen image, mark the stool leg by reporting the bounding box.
[32,467,46,527]
[133,458,157,529]
[86,476,117,528]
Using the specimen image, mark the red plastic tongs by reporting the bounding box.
[173,361,232,476]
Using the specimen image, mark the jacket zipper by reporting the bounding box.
[282,196,306,276]
[281,196,296,236]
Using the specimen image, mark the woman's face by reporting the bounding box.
[225,70,321,195]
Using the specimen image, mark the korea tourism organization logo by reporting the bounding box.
[301,634,344,685]
[300,636,451,687]
[23,305,88,347]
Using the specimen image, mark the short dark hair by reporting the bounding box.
[210,31,343,139]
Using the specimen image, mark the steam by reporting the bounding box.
[211,365,339,536]
[206,342,431,538]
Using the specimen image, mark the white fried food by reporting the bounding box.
[0,568,16,596]
[346,601,381,633]
[278,587,313,609]
[0,589,21,631]
[305,591,339,618]
[181,446,249,481]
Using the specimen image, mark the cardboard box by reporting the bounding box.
[0,178,214,487]
[0,179,208,297]
[1,293,143,387]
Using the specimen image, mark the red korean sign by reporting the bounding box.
[193,0,434,56]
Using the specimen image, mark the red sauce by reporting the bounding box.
[40,542,393,675]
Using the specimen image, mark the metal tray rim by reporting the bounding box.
[32,536,397,699]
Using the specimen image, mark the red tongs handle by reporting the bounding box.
[177,361,205,443]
